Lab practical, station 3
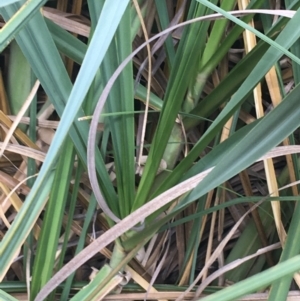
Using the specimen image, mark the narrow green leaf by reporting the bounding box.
[101,6,135,218]
[268,196,300,300]
[31,139,75,300]
[7,40,31,131]
[0,290,18,301]
[154,0,175,68]
[60,195,97,300]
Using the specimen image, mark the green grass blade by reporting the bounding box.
[268,197,300,300]
[7,40,31,131]
[100,6,135,217]
[0,290,18,301]
[1,0,22,6]
[45,19,87,65]
[154,0,175,68]
[60,195,98,300]
[0,171,55,279]
[285,0,300,83]
[68,265,114,301]
[0,0,47,51]
[200,0,236,66]
[184,0,299,115]
[184,0,300,131]
[56,164,83,300]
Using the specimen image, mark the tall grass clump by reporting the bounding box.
[1,1,300,300]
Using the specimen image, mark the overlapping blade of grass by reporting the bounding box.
[200,0,235,66]
[0,0,47,51]
[0,0,129,279]
[124,4,300,286]
[185,0,268,104]
[45,19,87,65]
[123,120,259,249]
[47,19,165,113]
[68,264,115,301]
[30,139,75,300]
[198,1,298,62]
[24,73,37,296]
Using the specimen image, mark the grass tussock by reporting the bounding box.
[1,1,300,300]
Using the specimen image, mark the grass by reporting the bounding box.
[1,0,300,300]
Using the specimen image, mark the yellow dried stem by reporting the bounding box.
[237,0,286,246]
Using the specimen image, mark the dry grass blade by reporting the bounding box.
[8,116,59,129]
[133,0,152,167]
[144,232,170,301]
[175,198,266,301]
[0,182,41,239]
[0,142,45,161]
[194,243,281,298]
[0,80,40,159]
[42,7,90,37]
[240,0,286,250]
[0,170,30,195]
